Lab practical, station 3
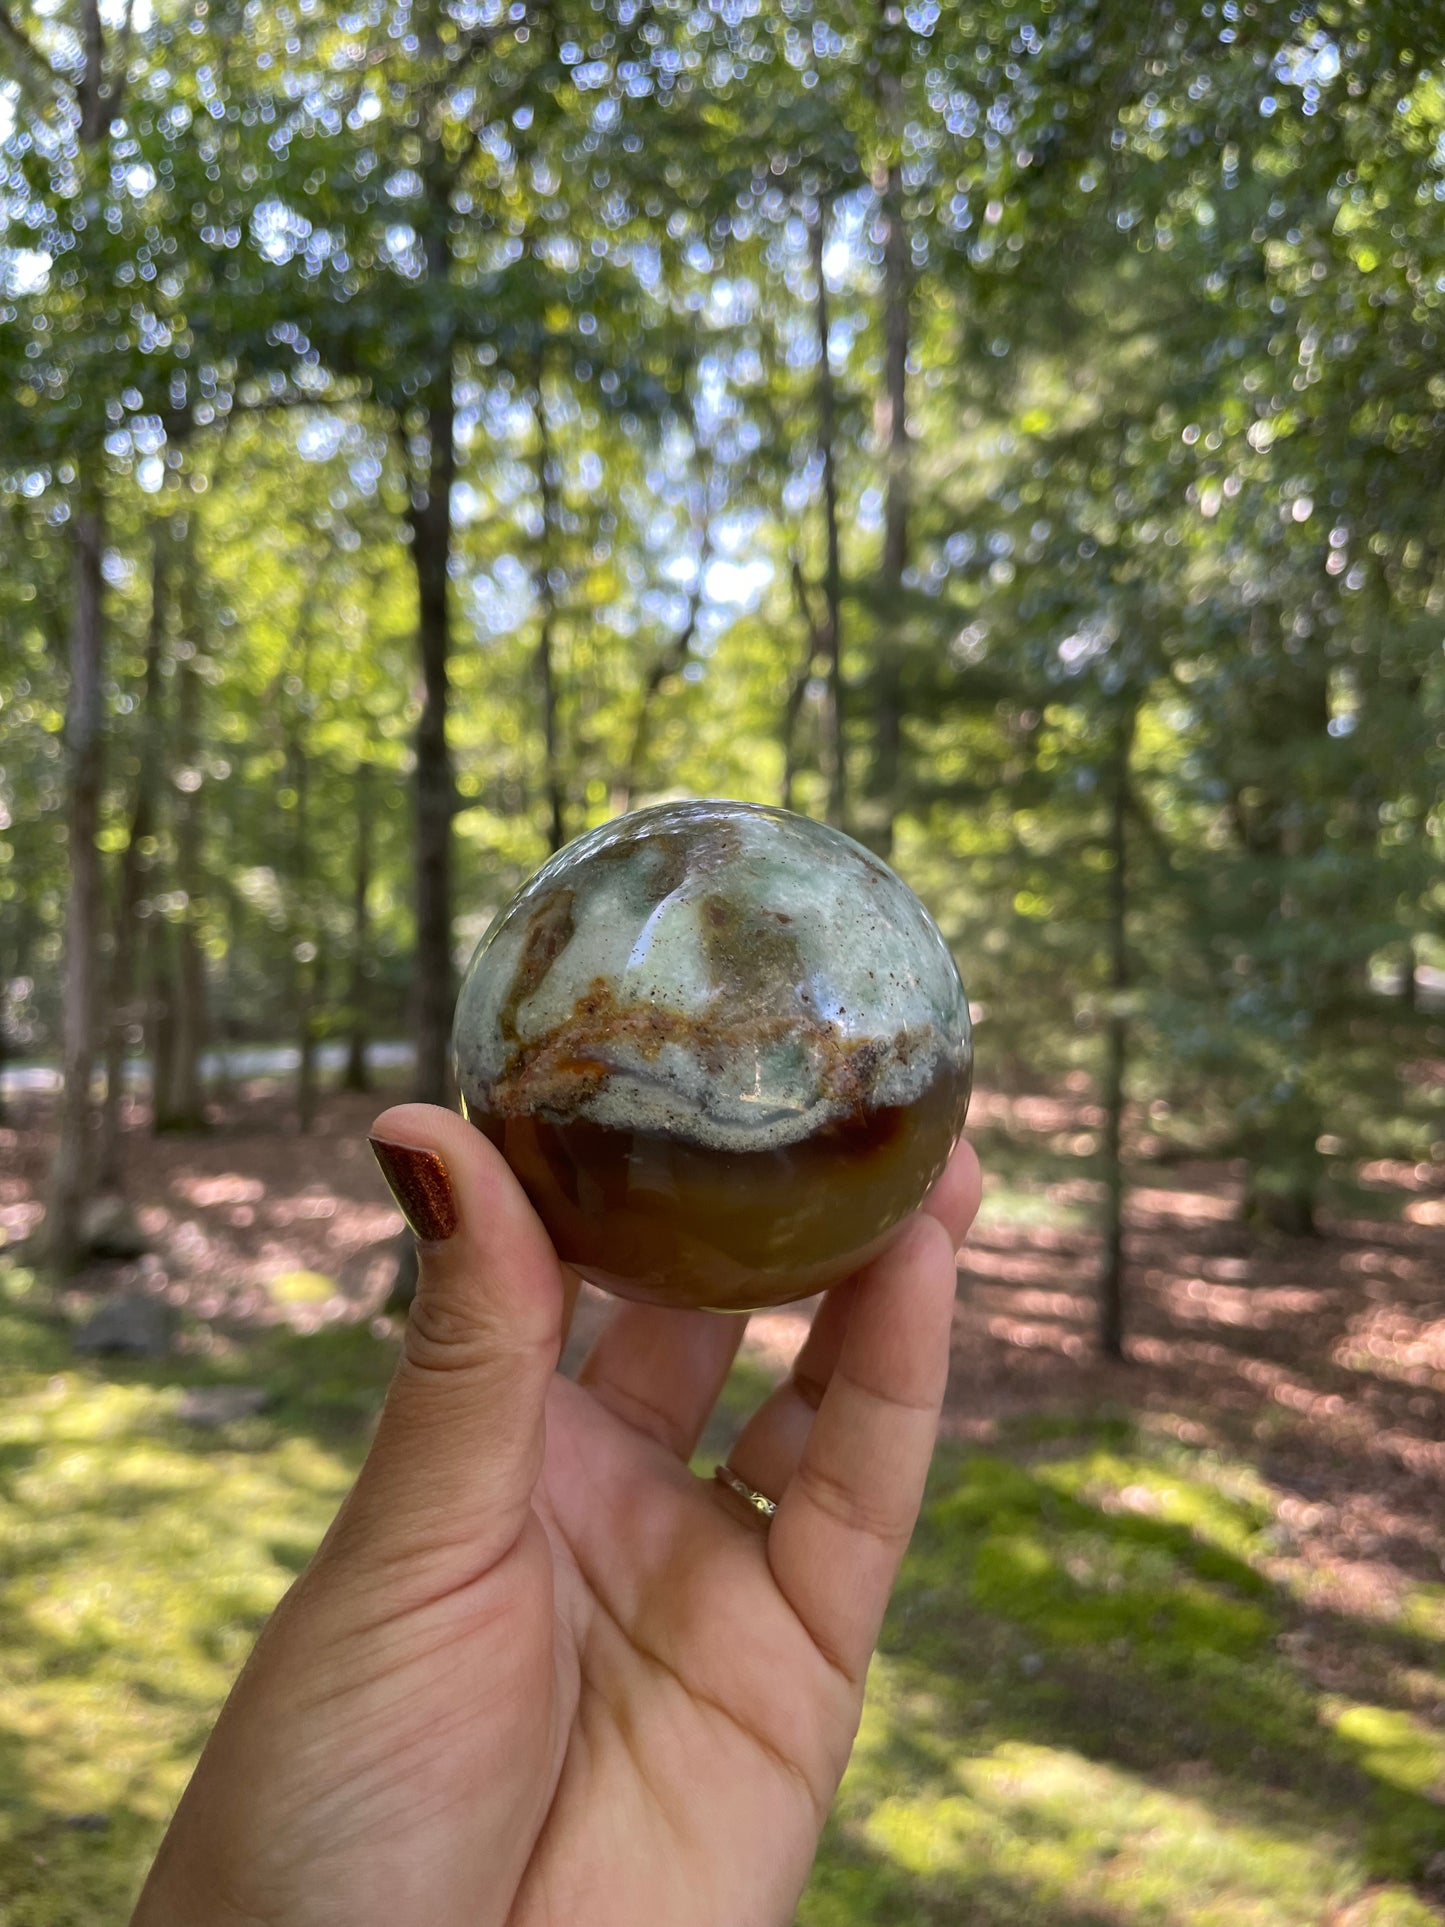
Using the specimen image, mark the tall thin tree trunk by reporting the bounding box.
[387,160,456,1317]
[781,562,821,813]
[1236,627,1328,1236]
[780,661,810,815]
[149,908,175,1134]
[612,511,711,817]
[78,0,107,141]
[297,960,319,1133]
[154,562,208,1133]
[1400,936,1418,1011]
[408,358,457,1106]
[809,203,846,831]
[211,871,237,1109]
[1099,702,1136,1361]
[869,108,910,859]
[292,725,318,1135]
[99,519,168,1187]
[534,365,567,853]
[343,759,374,1093]
[46,491,106,1268]
[44,0,126,1261]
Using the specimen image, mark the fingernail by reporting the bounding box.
[369,1138,459,1243]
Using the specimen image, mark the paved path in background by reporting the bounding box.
[0,1039,415,1100]
[6,963,1441,1103]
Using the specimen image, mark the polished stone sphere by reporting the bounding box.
[452,800,972,1311]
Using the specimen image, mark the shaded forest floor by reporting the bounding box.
[1,1078,1443,1924]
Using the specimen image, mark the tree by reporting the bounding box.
[6,0,134,1265]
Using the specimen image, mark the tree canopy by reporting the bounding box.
[2,0,1442,1306]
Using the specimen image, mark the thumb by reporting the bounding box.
[328,1102,570,1593]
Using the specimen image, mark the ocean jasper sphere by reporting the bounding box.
[452,800,972,1312]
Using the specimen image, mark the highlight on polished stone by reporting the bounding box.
[451,799,972,1312]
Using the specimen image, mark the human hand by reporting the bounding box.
[132,1103,982,1927]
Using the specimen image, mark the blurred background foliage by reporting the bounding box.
[2,0,1441,1262]
[2,0,1445,1919]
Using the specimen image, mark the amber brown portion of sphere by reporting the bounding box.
[453,800,972,1311]
[465,1059,969,1312]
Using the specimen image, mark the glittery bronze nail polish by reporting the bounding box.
[369,1138,459,1243]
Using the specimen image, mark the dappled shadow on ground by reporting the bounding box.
[807,1422,1445,1925]
[3,1087,408,1335]
[2,1081,1443,1922]
[0,1299,392,1924]
[6,1076,1443,1659]
[0,1717,165,1927]
[948,1102,1445,1682]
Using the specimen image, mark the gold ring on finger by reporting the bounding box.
[714,1463,778,1521]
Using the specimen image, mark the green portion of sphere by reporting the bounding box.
[452,800,972,1310]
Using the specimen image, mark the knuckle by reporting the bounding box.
[796,1454,910,1548]
[791,1365,829,1412]
[402,1284,488,1375]
[903,1210,956,1274]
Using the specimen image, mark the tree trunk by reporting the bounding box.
[866,5,910,860]
[154,567,208,1134]
[868,157,909,858]
[45,492,106,1270]
[292,725,318,1135]
[1242,1093,1323,1236]
[149,907,175,1135]
[877,185,909,604]
[211,871,237,1109]
[809,202,846,831]
[1233,627,1327,1236]
[387,155,459,1315]
[1099,702,1136,1362]
[43,0,124,1263]
[343,759,374,1093]
[612,514,710,817]
[534,365,567,853]
[782,557,822,813]
[78,0,108,142]
[408,365,457,1106]
[99,519,168,1187]
[297,951,320,1134]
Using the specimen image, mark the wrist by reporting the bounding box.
[131,1858,270,1927]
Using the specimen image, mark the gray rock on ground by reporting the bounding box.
[176,1385,273,1428]
[80,1193,150,1261]
[73,1291,175,1358]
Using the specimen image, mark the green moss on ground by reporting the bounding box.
[0,1273,393,1925]
[1,1267,1441,1926]
[806,1427,1445,1927]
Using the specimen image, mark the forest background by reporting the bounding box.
[2,0,1444,1923]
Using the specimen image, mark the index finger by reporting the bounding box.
[764,1210,958,1684]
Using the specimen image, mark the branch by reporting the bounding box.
[782,549,827,811]
[612,519,714,814]
[77,0,105,142]
[0,0,61,110]
[105,0,136,126]
[789,551,825,655]
[441,16,557,192]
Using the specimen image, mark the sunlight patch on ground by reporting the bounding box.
[855,1740,1399,1927]
[3,1261,1442,1927]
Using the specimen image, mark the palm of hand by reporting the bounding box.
[511,1373,857,1927]
[133,1114,978,1927]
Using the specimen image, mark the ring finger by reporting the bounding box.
[721,1279,855,1509]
